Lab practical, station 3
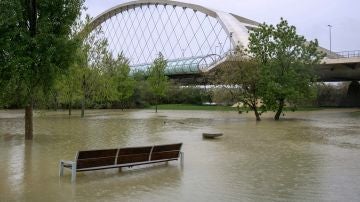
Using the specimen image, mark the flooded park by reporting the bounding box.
[1,109,360,201]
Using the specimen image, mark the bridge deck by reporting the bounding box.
[131,52,360,82]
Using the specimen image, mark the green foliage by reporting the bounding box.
[148,53,168,97]
[54,49,84,109]
[147,53,169,112]
[0,0,84,106]
[101,53,135,108]
[212,48,265,120]
[164,85,211,105]
[51,16,135,111]
[131,72,152,108]
[316,83,349,107]
[248,18,325,120]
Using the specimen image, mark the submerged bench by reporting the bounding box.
[59,143,183,182]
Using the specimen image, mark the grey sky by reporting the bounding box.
[85,0,360,52]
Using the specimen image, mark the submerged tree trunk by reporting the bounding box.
[274,98,285,120]
[120,101,124,111]
[68,101,72,116]
[155,97,158,113]
[25,103,33,140]
[24,0,37,140]
[81,98,85,118]
[253,107,261,121]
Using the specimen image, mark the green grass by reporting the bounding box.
[147,104,236,111]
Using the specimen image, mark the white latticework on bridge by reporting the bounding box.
[84,0,259,75]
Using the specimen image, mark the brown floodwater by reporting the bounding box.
[1,109,360,201]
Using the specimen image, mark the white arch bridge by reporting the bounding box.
[84,0,360,84]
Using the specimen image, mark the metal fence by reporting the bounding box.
[334,50,360,58]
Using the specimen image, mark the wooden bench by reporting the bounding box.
[59,143,183,182]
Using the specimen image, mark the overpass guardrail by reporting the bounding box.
[334,50,360,58]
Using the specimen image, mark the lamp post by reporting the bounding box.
[328,25,332,53]
[229,32,233,55]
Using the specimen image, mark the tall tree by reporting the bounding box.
[103,54,135,110]
[54,51,84,116]
[248,18,324,120]
[0,0,84,139]
[213,48,265,121]
[80,21,109,117]
[147,53,168,113]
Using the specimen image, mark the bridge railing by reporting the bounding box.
[199,50,236,71]
[334,50,360,58]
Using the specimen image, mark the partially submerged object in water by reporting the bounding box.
[202,133,223,139]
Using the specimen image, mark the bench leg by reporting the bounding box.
[180,152,184,166]
[118,167,122,172]
[59,161,64,177]
[71,162,77,183]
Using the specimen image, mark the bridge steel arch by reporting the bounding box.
[83,0,260,75]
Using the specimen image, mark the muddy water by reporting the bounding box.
[0,109,360,201]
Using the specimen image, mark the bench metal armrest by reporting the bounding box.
[180,152,184,166]
[59,160,77,182]
[60,160,74,167]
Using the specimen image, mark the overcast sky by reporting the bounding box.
[85,0,360,52]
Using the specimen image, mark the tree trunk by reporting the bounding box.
[121,101,124,111]
[155,97,158,113]
[81,98,85,118]
[54,97,58,111]
[28,0,37,37]
[81,74,85,118]
[253,107,261,121]
[25,0,37,140]
[274,98,285,120]
[68,101,72,116]
[25,104,33,140]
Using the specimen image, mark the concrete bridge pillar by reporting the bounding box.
[342,81,360,107]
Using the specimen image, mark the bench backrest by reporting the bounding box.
[150,143,182,161]
[75,143,182,169]
[117,146,152,164]
[76,149,118,169]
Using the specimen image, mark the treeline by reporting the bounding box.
[1,14,215,115]
[316,82,360,107]
[4,78,213,112]
[211,83,357,108]
[2,11,356,124]
[6,76,353,111]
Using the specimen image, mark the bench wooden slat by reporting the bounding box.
[151,151,180,161]
[77,149,118,159]
[77,156,117,169]
[152,143,182,153]
[117,153,150,164]
[118,146,152,155]
[117,146,152,164]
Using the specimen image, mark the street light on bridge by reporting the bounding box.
[328,24,332,53]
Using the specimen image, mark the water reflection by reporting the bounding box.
[0,109,360,201]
